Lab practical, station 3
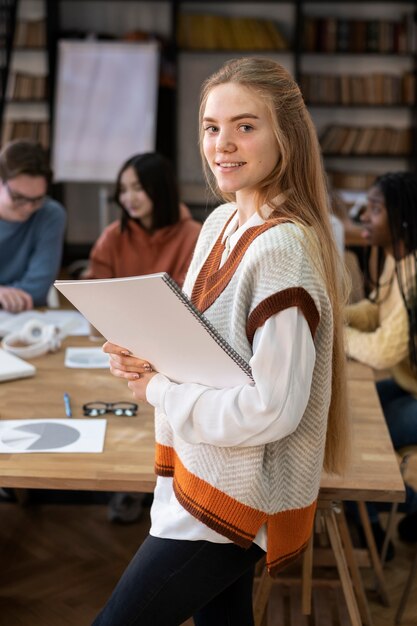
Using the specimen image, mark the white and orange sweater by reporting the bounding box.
[345,254,417,396]
[149,203,334,574]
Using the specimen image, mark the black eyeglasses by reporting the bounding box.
[82,401,138,417]
[5,181,46,208]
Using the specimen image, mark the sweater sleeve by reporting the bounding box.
[10,201,66,306]
[345,298,409,369]
[85,228,117,279]
[146,306,316,447]
[345,298,379,331]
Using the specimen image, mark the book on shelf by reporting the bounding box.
[6,71,47,101]
[178,13,288,50]
[354,127,376,155]
[54,273,253,388]
[303,14,416,54]
[328,170,377,191]
[13,19,46,48]
[339,128,360,155]
[301,71,413,106]
[1,120,49,149]
[321,125,413,156]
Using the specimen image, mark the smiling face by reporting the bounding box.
[360,185,393,253]
[0,174,47,222]
[202,83,280,210]
[118,166,153,229]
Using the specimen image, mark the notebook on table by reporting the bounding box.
[0,349,36,383]
[54,273,252,388]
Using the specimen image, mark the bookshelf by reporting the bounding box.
[1,0,51,149]
[1,0,415,251]
[174,0,417,204]
[299,1,417,193]
[0,1,18,129]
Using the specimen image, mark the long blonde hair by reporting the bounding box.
[199,57,350,474]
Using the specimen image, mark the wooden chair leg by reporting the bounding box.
[357,501,390,606]
[381,502,399,567]
[323,506,362,626]
[301,534,313,615]
[335,504,374,626]
[395,547,417,624]
[253,564,273,626]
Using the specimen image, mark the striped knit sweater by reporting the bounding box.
[154,203,334,574]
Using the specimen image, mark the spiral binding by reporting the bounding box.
[162,274,253,382]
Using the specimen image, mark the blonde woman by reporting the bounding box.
[93,57,349,626]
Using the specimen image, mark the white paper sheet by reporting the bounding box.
[0,419,106,453]
[65,347,109,369]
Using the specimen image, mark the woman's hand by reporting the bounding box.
[102,341,157,402]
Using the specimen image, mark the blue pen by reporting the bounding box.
[63,392,72,418]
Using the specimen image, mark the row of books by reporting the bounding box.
[320,125,412,156]
[300,72,416,106]
[177,13,288,50]
[1,120,49,149]
[6,72,47,101]
[13,19,46,48]
[328,170,379,191]
[303,15,416,54]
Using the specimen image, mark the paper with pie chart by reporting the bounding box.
[0,419,106,453]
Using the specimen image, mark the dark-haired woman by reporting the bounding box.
[86,152,201,523]
[85,152,201,286]
[345,171,417,545]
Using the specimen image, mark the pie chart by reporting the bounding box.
[0,422,81,451]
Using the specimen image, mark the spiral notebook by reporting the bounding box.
[54,273,252,388]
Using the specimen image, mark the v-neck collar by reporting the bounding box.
[191,210,276,313]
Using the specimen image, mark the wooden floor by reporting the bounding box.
[1,459,417,626]
[0,500,416,626]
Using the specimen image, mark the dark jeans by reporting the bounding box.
[377,378,417,450]
[92,535,265,626]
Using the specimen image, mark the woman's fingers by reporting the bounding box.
[103,342,153,374]
[109,354,152,371]
[109,361,141,380]
[102,341,130,355]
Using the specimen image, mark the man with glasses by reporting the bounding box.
[0,139,66,312]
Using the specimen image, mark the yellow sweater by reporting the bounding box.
[345,254,417,395]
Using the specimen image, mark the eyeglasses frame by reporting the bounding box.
[82,401,139,417]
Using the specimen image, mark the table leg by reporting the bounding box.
[357,501,390,606]
[323,505,363,626]
[301,534,313,615]
[335,503,374,626]
[253,564,273,626]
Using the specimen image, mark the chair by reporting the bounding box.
[381,445,417,566]
[395,545,417,624]
[380,445,417,623]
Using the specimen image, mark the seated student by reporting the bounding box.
[85,151,202,524]
[85,152,202,286]
[345,171,417,546]
[0,139,66,312]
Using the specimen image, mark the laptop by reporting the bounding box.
[0,349,36,383]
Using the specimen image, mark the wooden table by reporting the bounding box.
[0,336,156,492]
[0,338,405,626]
[0,340,404,503]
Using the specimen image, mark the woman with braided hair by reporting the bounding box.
[93,57,349,626]
[345,171,417,546]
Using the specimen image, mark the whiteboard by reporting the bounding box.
[52,40,159,182]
